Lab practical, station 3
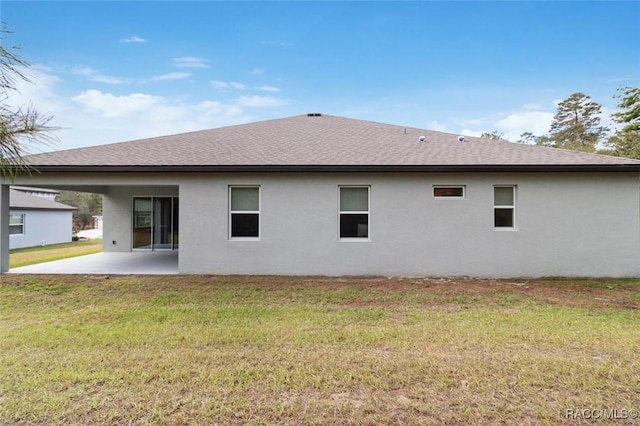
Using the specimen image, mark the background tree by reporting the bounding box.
[1,25,56,179]
[548,92,608,152]
[56,191,103,233]
[517,132,537,144]
[480,130,504,140]
[517,132,552,146]
[608,87,640,159]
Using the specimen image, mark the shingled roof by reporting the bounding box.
[25,114,640,172]
[10,189,76,211]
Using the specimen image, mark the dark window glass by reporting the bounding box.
[231,213,259,237]
[494,208,514,228]
[434,187,464,197]
[340,214,369,238]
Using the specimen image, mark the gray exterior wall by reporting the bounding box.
[175,172,640,277]
[3,171,639,277]
[9,209,74,249]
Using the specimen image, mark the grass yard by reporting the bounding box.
[1,275,639,425]
[9,239,102,268]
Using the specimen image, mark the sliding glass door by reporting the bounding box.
[133,197,153,249]
[133,196,178,250]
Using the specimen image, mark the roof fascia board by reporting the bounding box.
[21,164,640,173]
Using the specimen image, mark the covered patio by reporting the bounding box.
[9,251,178,275]
[1,180,180,274]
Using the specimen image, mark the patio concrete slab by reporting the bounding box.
[9,251,178,275]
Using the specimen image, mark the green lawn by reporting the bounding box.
[1,275,639,425]
[9,239,102,268]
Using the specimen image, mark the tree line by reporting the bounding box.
[56,191,103,233]
[481,88,640,159]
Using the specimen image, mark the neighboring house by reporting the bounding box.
[8,187,76,249]
[2,114,640,276]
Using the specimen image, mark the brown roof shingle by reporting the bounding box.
[24,114,640,172]
[10,189,76,210]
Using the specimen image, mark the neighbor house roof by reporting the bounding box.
[10,189,76,211]
[24,114,640,172]
[11,186,60,195]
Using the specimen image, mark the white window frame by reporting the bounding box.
[338,185,370,241]
[9,213,25,235]
[433,185,466,199]
[229,185,261,240]
[494,185,517,230]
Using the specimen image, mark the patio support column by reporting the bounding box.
[0,184,9,273]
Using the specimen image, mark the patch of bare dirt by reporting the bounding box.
[3,274,639,310]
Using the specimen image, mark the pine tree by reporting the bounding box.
[609,87,640,159]
[549,92,607,152]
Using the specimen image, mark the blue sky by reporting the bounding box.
[3,1,639,150]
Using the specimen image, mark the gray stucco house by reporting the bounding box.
[2,114,640,276]
[9,187,76,249]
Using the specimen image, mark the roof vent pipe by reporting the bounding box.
[419,135,426,142]
[458,135,465,142]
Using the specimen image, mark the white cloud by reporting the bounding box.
[121,36,147,43]
[211,81,247,90]
[150,72,192,81]
[456,102,556,142]
[257,85,281,92]
[195,101,244,122]
[73,90,167,118]
[235,95,288,107]
[63,89,256,145]
[211,81,229,90]
[172,57,209,68]
[461,129,484,138]
[71,66,127,85]
[8,65,63,113]
[522,103,542,111]
[494,110,554,141]
[600,105,619,134]
[71,67,95,76]
[8,66,290,150]
[251,68,265,75]
[427,121,448,132]
[461,119,483,127]
[90,75,127,85]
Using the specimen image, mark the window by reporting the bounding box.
[433,186,465,198]
[10,213,25,235]
[339,186,369,239]
[230,186,260,238]
[494,186,516,229]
